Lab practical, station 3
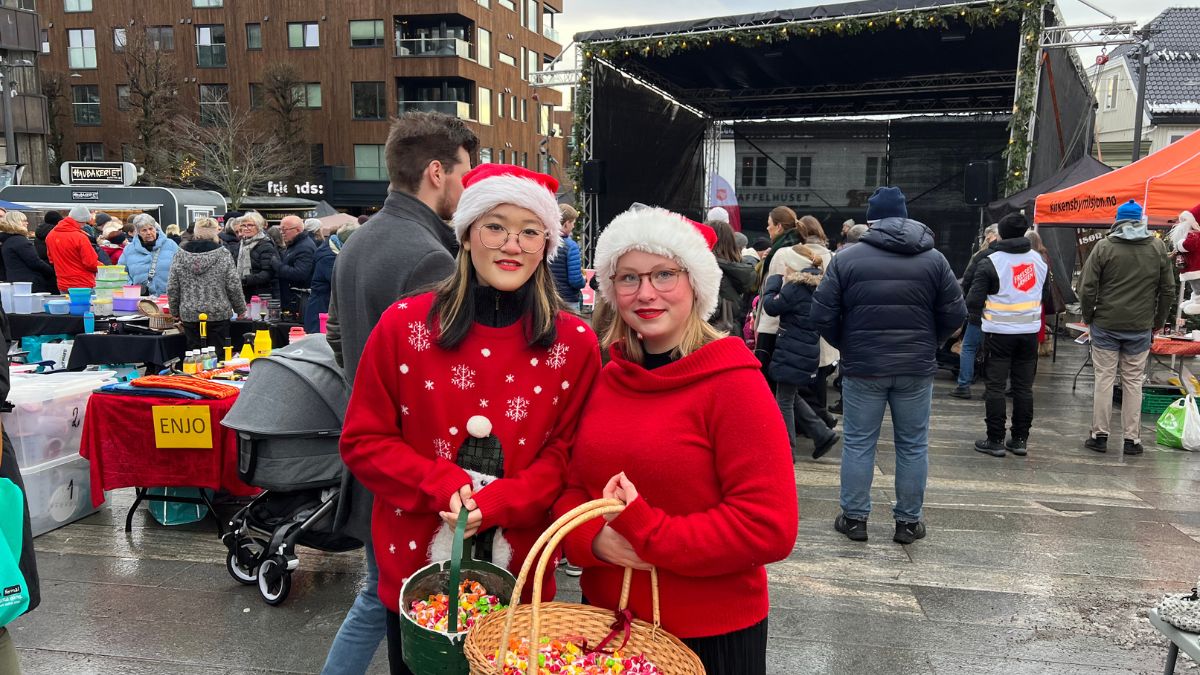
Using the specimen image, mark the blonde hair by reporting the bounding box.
[559,203,579,223]
[789,243,824,269]
[599,260,725,364]
[165,223,181,236]
[0,211,27,235]
[193,217,220,242]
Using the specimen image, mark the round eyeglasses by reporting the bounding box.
[610,268,687,295]
[475,223,548,254]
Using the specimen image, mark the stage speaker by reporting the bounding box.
[964,160,997,206]
[582,160,606,194]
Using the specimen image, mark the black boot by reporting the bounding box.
[1005,438,1028,456]
[974,439,1006,457]
[1084,434,1108,453]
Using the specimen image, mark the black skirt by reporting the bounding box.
[682,617,769,675]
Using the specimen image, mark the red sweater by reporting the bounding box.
[46,218,99,291]
[554,338,798,639]
[340,292,600,613]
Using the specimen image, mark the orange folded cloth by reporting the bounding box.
[130,375,240,399]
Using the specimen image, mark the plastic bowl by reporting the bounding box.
[45,300,70,315]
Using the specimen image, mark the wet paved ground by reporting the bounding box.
[8,341,1200,674]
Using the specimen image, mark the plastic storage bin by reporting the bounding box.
[45,299,71,315]
[12,294,33,313]
[4,371,115,471]
[112,297,140,313]
[20,453,101,537]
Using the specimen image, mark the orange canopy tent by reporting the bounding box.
[1034,128,1200,228]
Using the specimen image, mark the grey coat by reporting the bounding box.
[167,240,248,322]
[328,189,458,542]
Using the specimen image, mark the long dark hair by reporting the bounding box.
[709,219,741,263]
[428,244,561,350]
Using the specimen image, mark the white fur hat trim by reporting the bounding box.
[451,175,562,261]
[593,206,721,320]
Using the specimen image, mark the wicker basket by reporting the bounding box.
[464,499,705,675]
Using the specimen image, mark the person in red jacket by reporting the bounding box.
[338,164,601,675]
[553,206,798,675]
[45,205,99,292]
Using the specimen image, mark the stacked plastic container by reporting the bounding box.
[6,371,115,536]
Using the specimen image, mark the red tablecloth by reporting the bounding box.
[1152,339,1200,356]
[80,392,259,507]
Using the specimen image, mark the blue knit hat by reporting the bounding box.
[866,187,908,222]
[1115,199,1144,223]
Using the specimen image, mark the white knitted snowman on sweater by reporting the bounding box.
[427,414,512,568]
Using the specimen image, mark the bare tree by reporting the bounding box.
[261,62,309,182]
[169,104,295,210]
[40,71,66,179]
[119,21,180,184]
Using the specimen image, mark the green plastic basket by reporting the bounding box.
[1142,389,1184,415]
[399,509,516,675]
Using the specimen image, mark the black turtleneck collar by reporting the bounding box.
[472,282,530,328]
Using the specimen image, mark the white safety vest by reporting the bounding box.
[982,250,1047,335]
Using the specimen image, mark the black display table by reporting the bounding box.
[67,332,187,373]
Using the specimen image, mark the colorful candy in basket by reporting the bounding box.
[409,579,507,633]
[490,636,663,675]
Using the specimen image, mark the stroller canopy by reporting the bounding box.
[222,334,349,437]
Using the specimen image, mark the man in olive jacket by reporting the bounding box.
[1078,200,1175,455]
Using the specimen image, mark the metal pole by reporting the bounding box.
[1131,39,1148,162]
[0,68,14,167]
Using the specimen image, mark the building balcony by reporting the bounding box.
[395,37,472,59]
[397,99,471,119]
[541,25,560,42]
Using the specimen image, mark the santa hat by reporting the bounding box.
[1189,202,1200,223]
[593,206,722,320]
[451,164,563,261]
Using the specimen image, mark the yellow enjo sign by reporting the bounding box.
[152,406,214,449]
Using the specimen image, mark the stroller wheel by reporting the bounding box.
[226,540,261,585]
[257,557,292,606]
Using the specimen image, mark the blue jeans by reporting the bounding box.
[957,323,982,387]
[840,375,933,523]
[321,539,386,675]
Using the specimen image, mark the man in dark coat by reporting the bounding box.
[323,111,477,674]
[812,187,966,546]
[272,215,317,320]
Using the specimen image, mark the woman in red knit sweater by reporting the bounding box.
[339,164,601,675]
[554,206,798,675]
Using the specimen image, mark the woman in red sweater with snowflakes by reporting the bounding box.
[339,164,601,675]
[553,206,798,675]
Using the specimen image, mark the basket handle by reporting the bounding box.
[495,499,662,675]
[447,505,469,634]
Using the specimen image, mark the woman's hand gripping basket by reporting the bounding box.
[464,499,706,675]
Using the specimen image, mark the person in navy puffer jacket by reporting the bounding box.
[549,204,586,310]
[811,186,965,547]
[761,244,840,462]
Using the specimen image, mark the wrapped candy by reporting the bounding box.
[408,580,506,632]
[489,636,663,674]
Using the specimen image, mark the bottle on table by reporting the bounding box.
[253,322,273,359]
[83,311,95,334]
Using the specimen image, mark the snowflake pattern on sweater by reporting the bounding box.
[339,291,601,613]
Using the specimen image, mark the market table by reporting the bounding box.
[7,312,86,339]
[67,331,186,372]
[1067,323,1200,390]
[230,320,300,350]
[1148,608,1200,674]
[80,390,258,534]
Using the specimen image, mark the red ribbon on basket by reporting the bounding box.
[588,608,634,655]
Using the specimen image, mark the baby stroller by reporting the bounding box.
[221,334,361,605]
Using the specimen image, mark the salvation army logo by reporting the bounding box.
[716,188,728,201]
[1013,263,1036,292]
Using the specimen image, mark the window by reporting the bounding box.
[864,156,882,188]
[740,156,766,187]
[781,156,812,187]
[478,0,490,8]
[539,104,551,135]
[520,98,528,123]
[148,26,174,51]
[478,86,492,124]
[499,149,507,164]
[249,83,264,109]
[72,85,100,125]
[1104,75,1118,110]
[40,29,48,54]
[116,84,131,111]
[112,28,126,52]
[510,95,517,120]
[354,144,386,180]
[199,84,229,126]
[288,22,319,49]
[77,143,104,161]
[295,83,322,109]
[520,48,527,80]
[196,25,226,67]
[193,0,223,6]
[352,82,386,120]
[480,147,493,163]
[499,0,515,10]
[527,50,538,80]
[521,152,528,168]
[497,92,505,119]
[245,23,262,50]
[68,29,97,69]
[64,0,91,12]
[476,27,491,67]
[349,20,384,48]
[1171,134,1187,144]
[525,0,539,31]
[498,51,515,67]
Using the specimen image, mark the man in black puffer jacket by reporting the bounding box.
[812,187,965,546]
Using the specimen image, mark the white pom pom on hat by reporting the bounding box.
[593,206,722,320]
[451,164,563,261]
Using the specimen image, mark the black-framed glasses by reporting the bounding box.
[475,223,548,254]
[611,268,687,295]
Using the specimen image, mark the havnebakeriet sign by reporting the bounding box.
[60,161,139,187]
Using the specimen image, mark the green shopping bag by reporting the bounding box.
[0,477,31,626]
[1157,398,1187,449]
